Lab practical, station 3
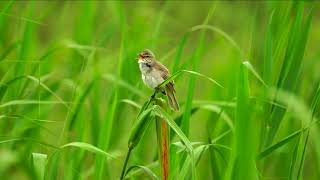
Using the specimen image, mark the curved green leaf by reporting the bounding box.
[0,100,67,108]
[120,99,141,109]
[32,153,47,180]
[242,61,268,87]
[158,70,223,89]
[125,165,159,180]
[128,107,154,149]
[61,142,117,160]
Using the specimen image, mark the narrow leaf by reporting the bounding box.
[61,142,117,160]
[158,69,223,89]
[32,153,47,180]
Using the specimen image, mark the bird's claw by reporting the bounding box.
[150,93,156,99]
[151,87,160,99]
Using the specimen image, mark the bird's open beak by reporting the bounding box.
[137,53,144,60]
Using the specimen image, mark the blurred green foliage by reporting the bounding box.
[0,1,319,179]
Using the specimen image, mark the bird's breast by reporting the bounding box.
[141,69,164,89]
[139,61,151,74]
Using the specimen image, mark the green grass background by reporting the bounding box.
[0,1,319,179]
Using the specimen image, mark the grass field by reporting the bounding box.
[0,1,320,179]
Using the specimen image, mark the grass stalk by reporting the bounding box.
[155,98,170,180]
[119,148,133,180]
[120,90,159,179]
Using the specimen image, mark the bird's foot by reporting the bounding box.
[155,86,160,92]
[151,87,160,99]
[150,93,156,99]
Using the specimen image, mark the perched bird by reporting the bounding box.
[138,49,179,111]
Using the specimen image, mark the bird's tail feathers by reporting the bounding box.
[165,84,179,111]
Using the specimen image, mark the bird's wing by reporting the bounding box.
[154,60,169,74]
[154,61,176,93]
[154,60,179,111]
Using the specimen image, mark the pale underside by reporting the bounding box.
[141,71,164,89]
[138,59,164,89]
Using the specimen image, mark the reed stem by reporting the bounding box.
[119,147,132,180]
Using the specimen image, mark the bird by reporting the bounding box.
[137,49,179,111]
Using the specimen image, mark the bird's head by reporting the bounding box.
[138,49,155,63]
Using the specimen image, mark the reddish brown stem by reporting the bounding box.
[160,120,169,180]
[155,98,170,180]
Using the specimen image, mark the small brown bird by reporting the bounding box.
[138,49,179,111]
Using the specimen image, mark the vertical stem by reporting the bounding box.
[161,120,169,180]
[145,91,157,109]
[119,91,158,179]
[120,148,132,180]
[155,99,169,180]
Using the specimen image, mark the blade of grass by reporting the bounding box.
[0,0,15,43]
[225,63,258,180]
[178,144,207,179]
[242,61,268,87]
[0,41,20,61]
[0,138,59,149]
[128,107,155,149]
[32,153,47,180]
[125,165,159,180]
[181,3,216,141]
[46,151,60,180]
[0,100,68,108]
[13,2,35,97]
[260,10,274,156]
[61,142,117,160]
[178,142,231,179]
[0,75,70,110]
[171,32,189,72]
[120,99,141,109]
[289,136,301,179]
[170,101,234,142]
[297,82,320,179]
[257,129,302,160]
[95,2,126,179]
[124,161,158,178]
[194,104,234,131]
[150,1,168,49]
[207,109,224,179]
[266,2,312,146]
[67,80,94,130]
[190,25,242,57]
[158,69,223,89]
[170,107,198,142]
[120,103,156,180]
[258,110,320,160]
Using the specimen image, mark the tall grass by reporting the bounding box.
[0,1,319,179]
